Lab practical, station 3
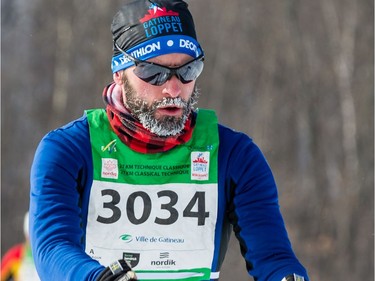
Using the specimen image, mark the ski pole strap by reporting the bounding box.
[109,260,124,275]
[96,259,137,281]
[281,274,305,281]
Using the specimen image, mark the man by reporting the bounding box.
[29,0,309,280]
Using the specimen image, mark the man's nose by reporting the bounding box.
[162,75,182,98]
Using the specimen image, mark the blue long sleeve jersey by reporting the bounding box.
[29,113,309,281]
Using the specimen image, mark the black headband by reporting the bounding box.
[111,0,203,73]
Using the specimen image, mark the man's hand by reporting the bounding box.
[96,260,137,281]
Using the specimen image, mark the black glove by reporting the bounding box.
[96,259,137,281]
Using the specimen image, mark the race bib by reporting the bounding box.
[86,180,218,279]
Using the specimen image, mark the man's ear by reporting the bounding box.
[113,71,123,85]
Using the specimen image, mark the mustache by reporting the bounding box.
[153,97,188,109]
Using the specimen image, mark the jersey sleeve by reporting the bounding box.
[29,116,104,281]
[218,125,309,281]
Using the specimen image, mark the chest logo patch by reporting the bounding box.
[191,152,210,180]
[101,158,119,179]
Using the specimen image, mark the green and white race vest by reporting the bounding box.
[85,109,219,281]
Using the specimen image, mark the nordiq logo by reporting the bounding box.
[119,234,133,243]
[101,158,118,179]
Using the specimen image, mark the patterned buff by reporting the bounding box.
[102,83,196,154]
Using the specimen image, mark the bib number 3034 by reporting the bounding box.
[96,188,210,226]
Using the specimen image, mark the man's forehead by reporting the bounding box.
[148,53,194,66]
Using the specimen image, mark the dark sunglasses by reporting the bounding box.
[115,43,204,86]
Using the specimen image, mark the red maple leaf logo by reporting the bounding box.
[140,6,179,23]
[193,156,208,164]
[104,160,116,171]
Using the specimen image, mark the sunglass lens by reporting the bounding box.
[177,60,204,84]
[133,63,170,86]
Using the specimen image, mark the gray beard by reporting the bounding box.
[123,80,199,137]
